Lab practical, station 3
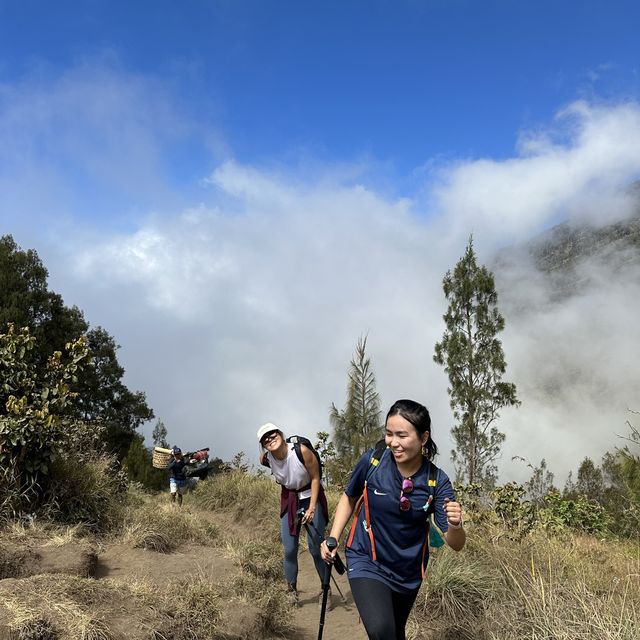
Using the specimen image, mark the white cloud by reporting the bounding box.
[2,62,640,486]
[431,101,640,250]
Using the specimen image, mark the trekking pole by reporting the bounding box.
[297,509,347,603]
[318,536,338,640]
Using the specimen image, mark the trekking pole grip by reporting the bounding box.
[325,536,345,575]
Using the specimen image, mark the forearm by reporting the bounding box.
[309,476,320,511]
[444,525,466,551]
[328,493,357,542]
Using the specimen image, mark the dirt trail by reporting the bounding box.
[292,546,368,640]
[0,509,369,639]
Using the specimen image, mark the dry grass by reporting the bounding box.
[2,576,116,640]
[0,520,89,546]
[228,573,295,637]
[192,470,281,531]
[417,548,497,618]
[407,525,640,640]
[3,470,637,639]
[119,500,219,552]
[489,535,640,640]
[225,538,284,582]
[167,575,224,637]
[0,573,226,640]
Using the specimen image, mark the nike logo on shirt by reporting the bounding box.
[373,489,387,495]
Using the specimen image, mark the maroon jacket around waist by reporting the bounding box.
[280,484,329,536]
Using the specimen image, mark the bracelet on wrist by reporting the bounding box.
[447,519,463,530]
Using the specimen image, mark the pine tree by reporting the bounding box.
[434,237,519,485]
[330,336,381,474]
[152,420,169,448]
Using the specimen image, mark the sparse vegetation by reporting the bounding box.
[119,499,219,552]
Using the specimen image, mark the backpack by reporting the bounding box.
[261,435,323,480]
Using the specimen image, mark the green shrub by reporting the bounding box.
[540,490,611,536]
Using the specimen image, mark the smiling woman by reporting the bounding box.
[321,399,465,640]
[257,422,329,606]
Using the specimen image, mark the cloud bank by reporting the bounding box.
[2,63,640,484]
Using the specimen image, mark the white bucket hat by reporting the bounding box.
[257,422,281,443]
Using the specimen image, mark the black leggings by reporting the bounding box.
[349,577,420,640]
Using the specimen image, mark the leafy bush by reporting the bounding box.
[491,482,536,536]
[0,325,90,516]
[539,490,611,536]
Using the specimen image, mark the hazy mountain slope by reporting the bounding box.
[489,190,640,482]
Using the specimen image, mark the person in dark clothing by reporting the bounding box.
[321,399,465,640]
[168,446,188,506]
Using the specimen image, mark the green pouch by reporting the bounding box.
[429,516,445,548]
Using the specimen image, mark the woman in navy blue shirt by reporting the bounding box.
[321,399,465,640]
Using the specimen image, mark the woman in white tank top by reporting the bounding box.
[257,422,329,605]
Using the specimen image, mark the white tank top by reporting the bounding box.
[267,443,312,498]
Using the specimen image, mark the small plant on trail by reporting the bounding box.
[170,576,223,637]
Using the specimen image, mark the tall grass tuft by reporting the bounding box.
[416,549,496,619]
[229,573,295,637]
[491,542,639,639]
[169,575,223,637]
[226,538,284,581]
[193,470,280,529]
[42,455,127,533]
[120,501,218,552]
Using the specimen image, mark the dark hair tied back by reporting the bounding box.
[386,399,438,460]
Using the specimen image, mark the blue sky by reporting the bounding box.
[2,1,639,201]
[1,1,640,480]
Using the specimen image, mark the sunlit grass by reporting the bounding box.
[119,500,219,552]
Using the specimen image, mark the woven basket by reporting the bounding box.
[152,448,172,469]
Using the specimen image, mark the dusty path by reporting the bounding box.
[291,546,368,640]
[0,509,370,639]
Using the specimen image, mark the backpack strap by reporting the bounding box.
[286,436,305,465]
[365,439,388,481]
[421,461,445,577]
[287,435,323,480]
[346,441,389,556]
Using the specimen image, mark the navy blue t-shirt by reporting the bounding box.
[344,448,455,592]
